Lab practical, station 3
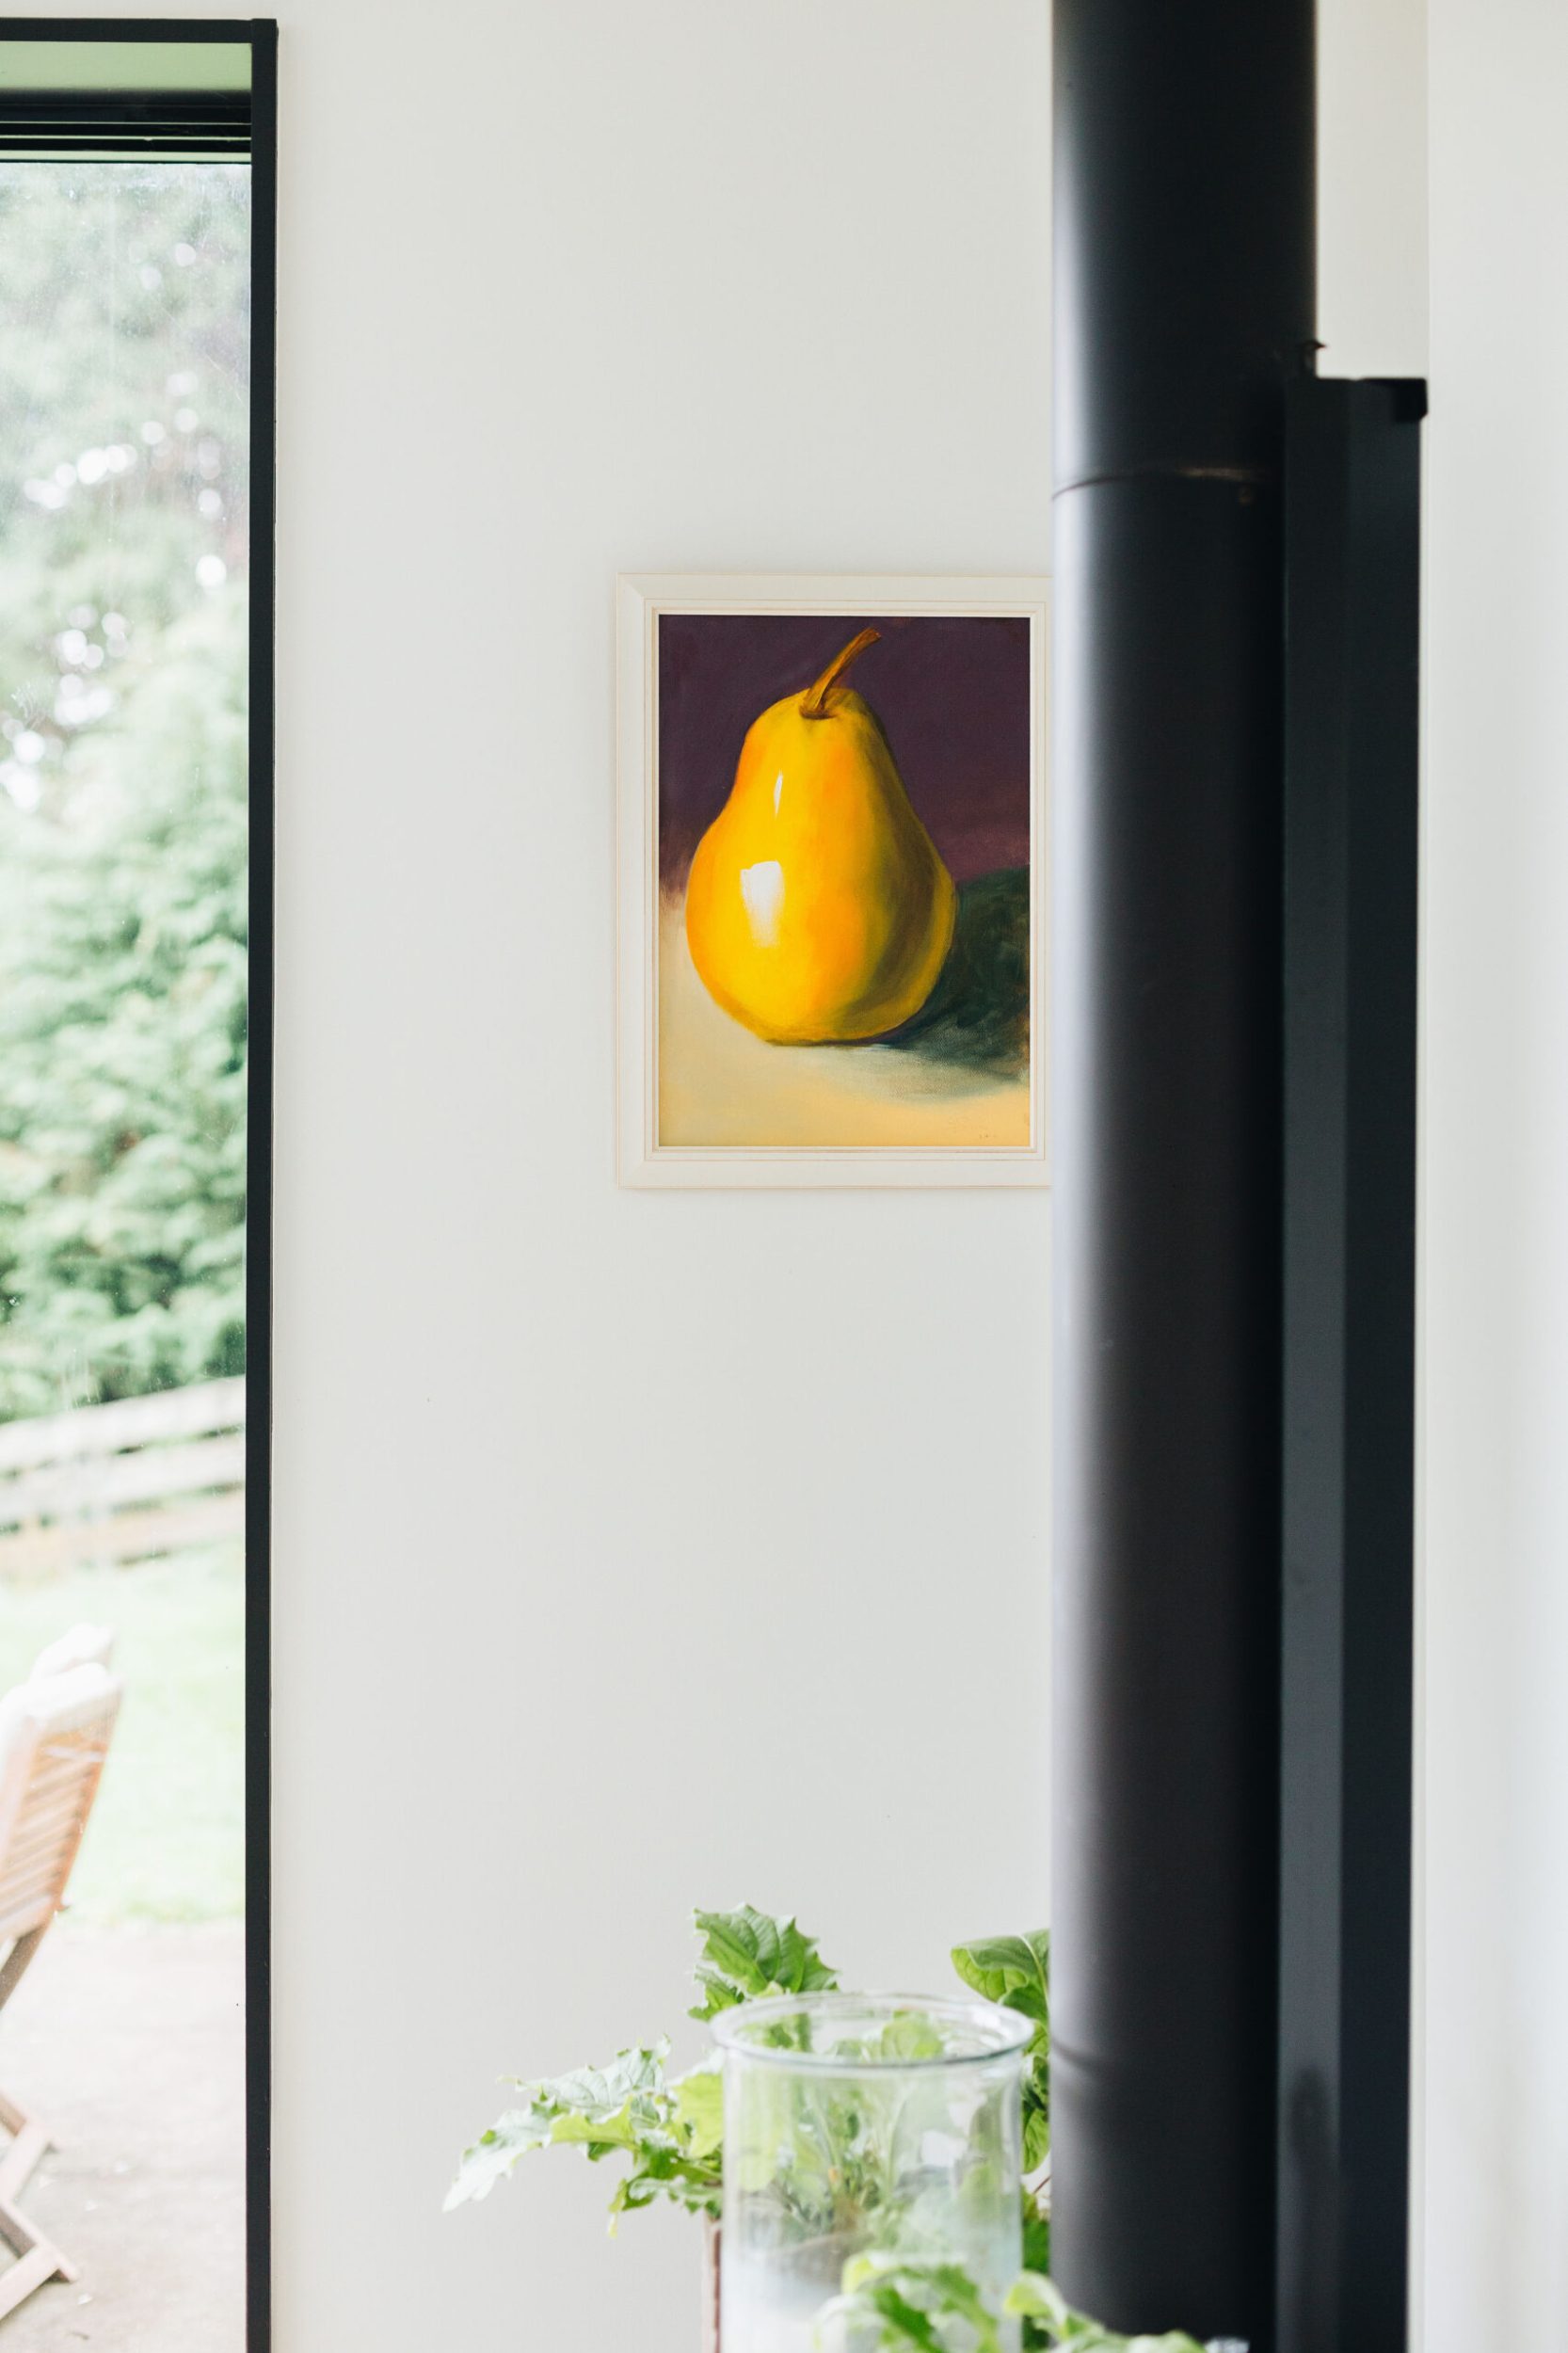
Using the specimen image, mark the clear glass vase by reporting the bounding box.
[712,1991,1031,2353]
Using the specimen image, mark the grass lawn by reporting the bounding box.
[0,1543,244,1924]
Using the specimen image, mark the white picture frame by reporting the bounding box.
[616,573,1050,1189]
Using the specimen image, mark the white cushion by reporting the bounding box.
[0,1660,119,1777]
[29,1623,115,1681]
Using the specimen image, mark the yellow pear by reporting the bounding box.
[683,630,957,1045]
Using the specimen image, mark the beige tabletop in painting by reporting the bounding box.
[658,897,1032,1151]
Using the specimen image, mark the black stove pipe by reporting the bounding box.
[1050,5,1314,2345]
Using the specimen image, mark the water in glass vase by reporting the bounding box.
[722,2236,856,2353]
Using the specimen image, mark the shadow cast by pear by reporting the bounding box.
[880,867,1031,1079]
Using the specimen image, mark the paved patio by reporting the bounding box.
[0,1924,245,2348]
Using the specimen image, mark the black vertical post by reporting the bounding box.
[247,24,279,2353]
[1051,4,1314,2345]
[1276,375,1422,2353]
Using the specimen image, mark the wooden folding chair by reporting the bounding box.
[0,1666,121,2323]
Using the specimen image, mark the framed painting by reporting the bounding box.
[616,575,1049,1187]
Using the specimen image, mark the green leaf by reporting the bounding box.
[1004,2273,1208,2352]
[868,2010,949,2062]
[952,1929,1051,2171]
[819,2255,1006,2353]
[845,2287,950,2352]
[608,2141,724,2228]
[517,2044,670,2129]
[445,2042,684,2213]
[1020,2195,1051,2279]
[1006,2277,1072,2332]
[689,1904,840,2022]
[820,2259,1210,2353]
[442,2110,554,2211]
[950,1931,1049,2025]
[548,2102,640,2153]
[446,2033,727,2227]
[670,2058,725,2161]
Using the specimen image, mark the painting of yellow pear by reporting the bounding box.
[617,578,1048,1186]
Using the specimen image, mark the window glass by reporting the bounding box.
[0,153,250,2343]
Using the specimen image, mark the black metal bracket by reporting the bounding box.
[1277,373,1423,2353]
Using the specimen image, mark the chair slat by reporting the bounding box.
[3,1809,87,1867]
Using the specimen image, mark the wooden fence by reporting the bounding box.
[0,1378,246,1576]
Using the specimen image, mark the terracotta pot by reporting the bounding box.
[702,2217,721,2353]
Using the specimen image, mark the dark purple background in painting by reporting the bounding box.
[657,614,1032,887]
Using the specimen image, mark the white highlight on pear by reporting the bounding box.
[739,859,785,947]
[774,771,784,814]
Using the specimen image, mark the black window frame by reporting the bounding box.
[0,21,277,2346]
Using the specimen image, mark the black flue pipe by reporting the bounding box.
[1050,5,1314,2346]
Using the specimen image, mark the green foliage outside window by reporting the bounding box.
[0,161,250,1418]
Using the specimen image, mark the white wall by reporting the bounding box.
[1324,0,1568,2339]
[1317,0,1429,381]
[1423,0,1568,2341]
[264,5,1052,2349]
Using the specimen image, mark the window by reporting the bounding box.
[0,28,273,2344]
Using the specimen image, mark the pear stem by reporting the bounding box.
[800,627,881,718]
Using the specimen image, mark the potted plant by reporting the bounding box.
[446,1906,1223,2353]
